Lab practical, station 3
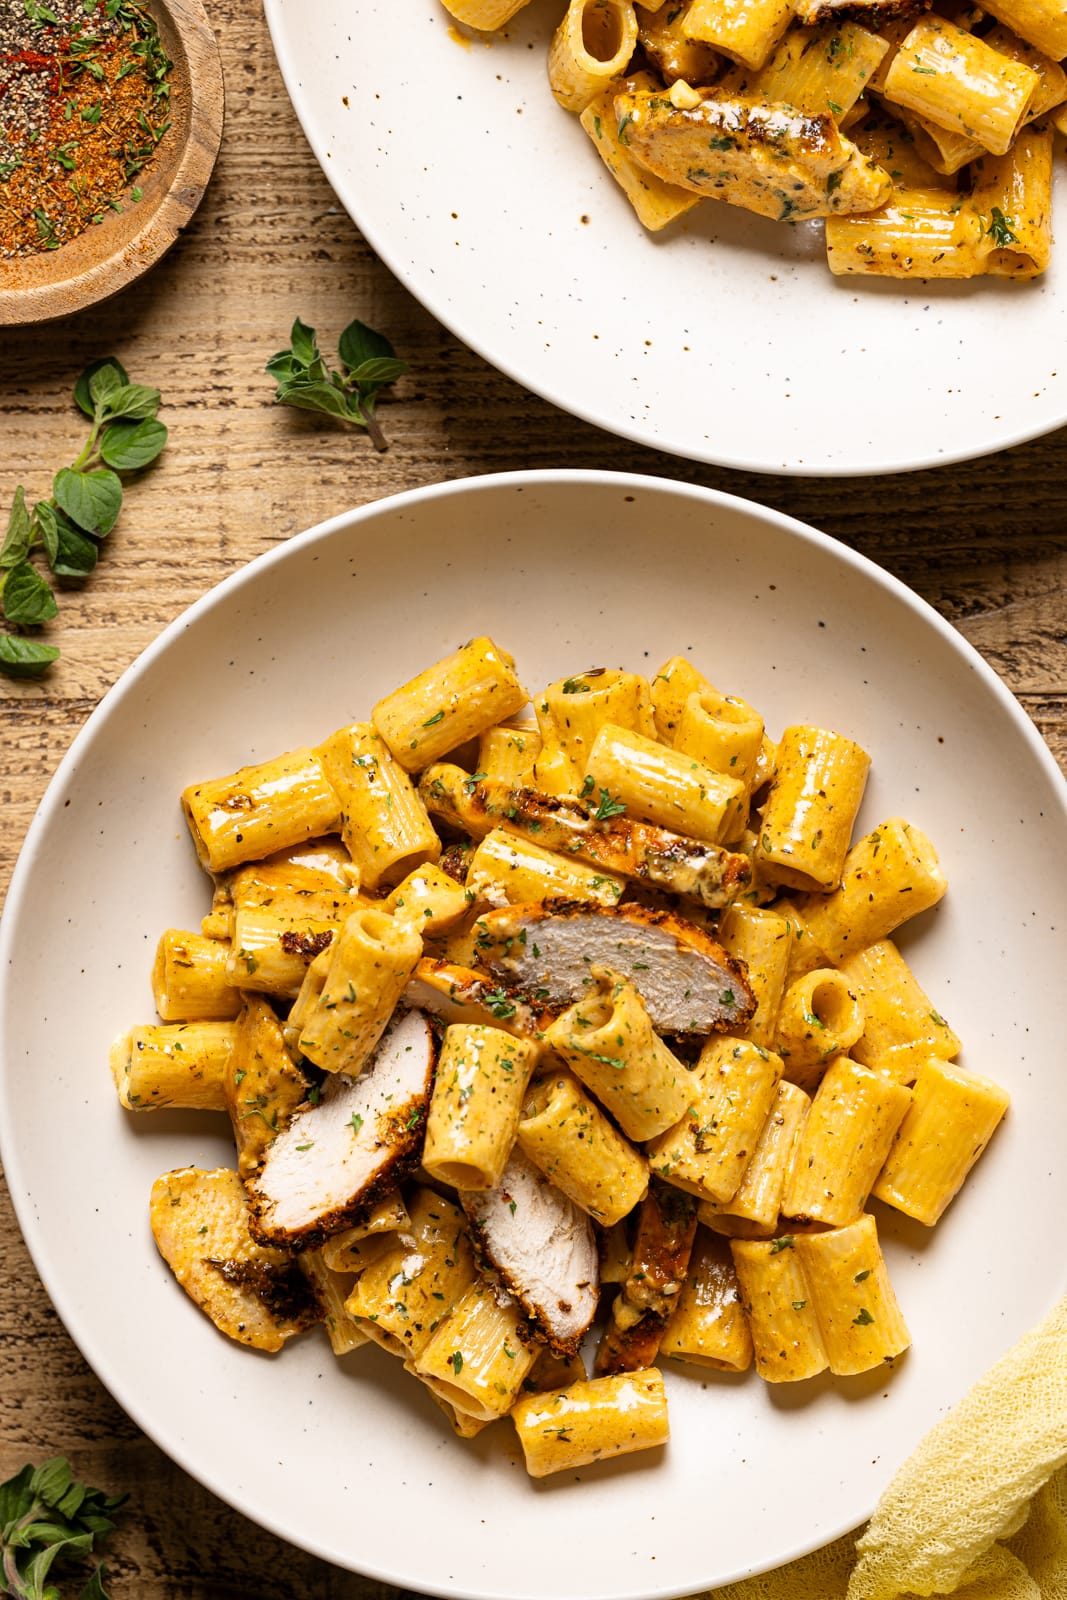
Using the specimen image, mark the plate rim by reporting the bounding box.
[262,0,1067,480]
[3,467,1066,1596]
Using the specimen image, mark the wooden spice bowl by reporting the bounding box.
[0,0,224,326]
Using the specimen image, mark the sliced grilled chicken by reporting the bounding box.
[150,1167,321,1352]
[793,0,925,20]
[461,1147,598,1355]
[404,958,549,1038]
[595,1182,698,1375]
[419,765,751,909]
[249,1008,434,1248]
[474,901,755,1035]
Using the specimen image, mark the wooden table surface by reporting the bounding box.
[2,2,1067,1595]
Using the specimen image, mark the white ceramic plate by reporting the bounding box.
[264,0,1067,477]
[2,471,1066,1600]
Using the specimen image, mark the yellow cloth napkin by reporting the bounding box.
[702,1295,1067,1600]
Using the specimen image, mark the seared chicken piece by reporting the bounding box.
[473,901,755,1035]
[404,958,548,1037]
[614,87,891,221]
[794,0,927,20]
[626,1181,700,1317]
[150,1167,321,1352]
[249,1008,434,1248]
[225,996,308,1180]
[595,1181,699,1375]
[461,1148,598,1355]
[419,765,752,909]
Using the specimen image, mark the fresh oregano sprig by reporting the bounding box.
[266,317,409,452]
[0,1456,126,1599]
[0,358,167,680]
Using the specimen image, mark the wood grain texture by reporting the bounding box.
[2,1,1067,1594]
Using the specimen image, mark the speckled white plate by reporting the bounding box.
[264,0,1067,476]
[2,472,1066,1600]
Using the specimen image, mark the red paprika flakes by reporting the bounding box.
[0,0,172,259]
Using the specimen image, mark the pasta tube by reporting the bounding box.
[730,1237,829,1382]
[548,0,640,113]
[585,722,745,843]
[651,655,711,741]
[674,688,764,840]
[795,1214,911,1375]
[751,20,889,118]
[683,0,793,69]
[649,1036,783,1205]
[637,3,721,84]
[717,903,791,1048]
[872,1059,1010,1225]
[614,88,892,221]
[181,748,341,873]
[705,1079,810,1235]
[225,843,362,999]
[826,185,986,278]
[753,725,871,892]
[318,722,441,890]
[384,863,472,937]
[795,817,947,964]
[660,1228,753,1371]
[110,1021,235,1111]
[465,826,625,908]
[321,1193,411,1271]
[225,996,308,1178]
[422,1024,540,1189]
[299,1251,367,1357]
[510,1369,669,1477]
[477,721,541,786]
[782,1057,912,1225]
[295,908,422,1076]
[838,939,960,1082]
[971,126,1054,279]
[152,929,240,1022]
[345,1188,477,1360]
[883,17,1038,156]
[372,636,528,773]
[543,968,691,1141]
[980,0,1067,59]
[534,668,657,794]
[440,0,532,27]
[774,969,865,1090]
[412,1281,537,1420]
[517,1069,649,1225]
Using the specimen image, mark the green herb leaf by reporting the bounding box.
[1,488,34,570]
[853,1306,875,1326]
[987,206,1020,248]
[593,790,627,821]
[53,468,122,537]
[346,355,409,390]
[268,315,408,451]
[49,510,98,579]
[0,1457,123,1597]
[3,560,58,626]
[102,383,161,422]
[337,317,397,371]
[289,317,319,366]
[73,358,128,418]
[276,381,352,420]
[88,363,123,410]
[769,1235,795,1254]
[98,419,167,471]
[0,635,59,677]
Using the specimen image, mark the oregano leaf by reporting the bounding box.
[53,469,122,537]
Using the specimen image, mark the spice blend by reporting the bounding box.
[0,0,172,260]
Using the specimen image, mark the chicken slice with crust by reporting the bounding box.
[249,1007,434,1248]
[150,1166,321,1352]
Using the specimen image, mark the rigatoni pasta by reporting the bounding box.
[125,632,1007,1479]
